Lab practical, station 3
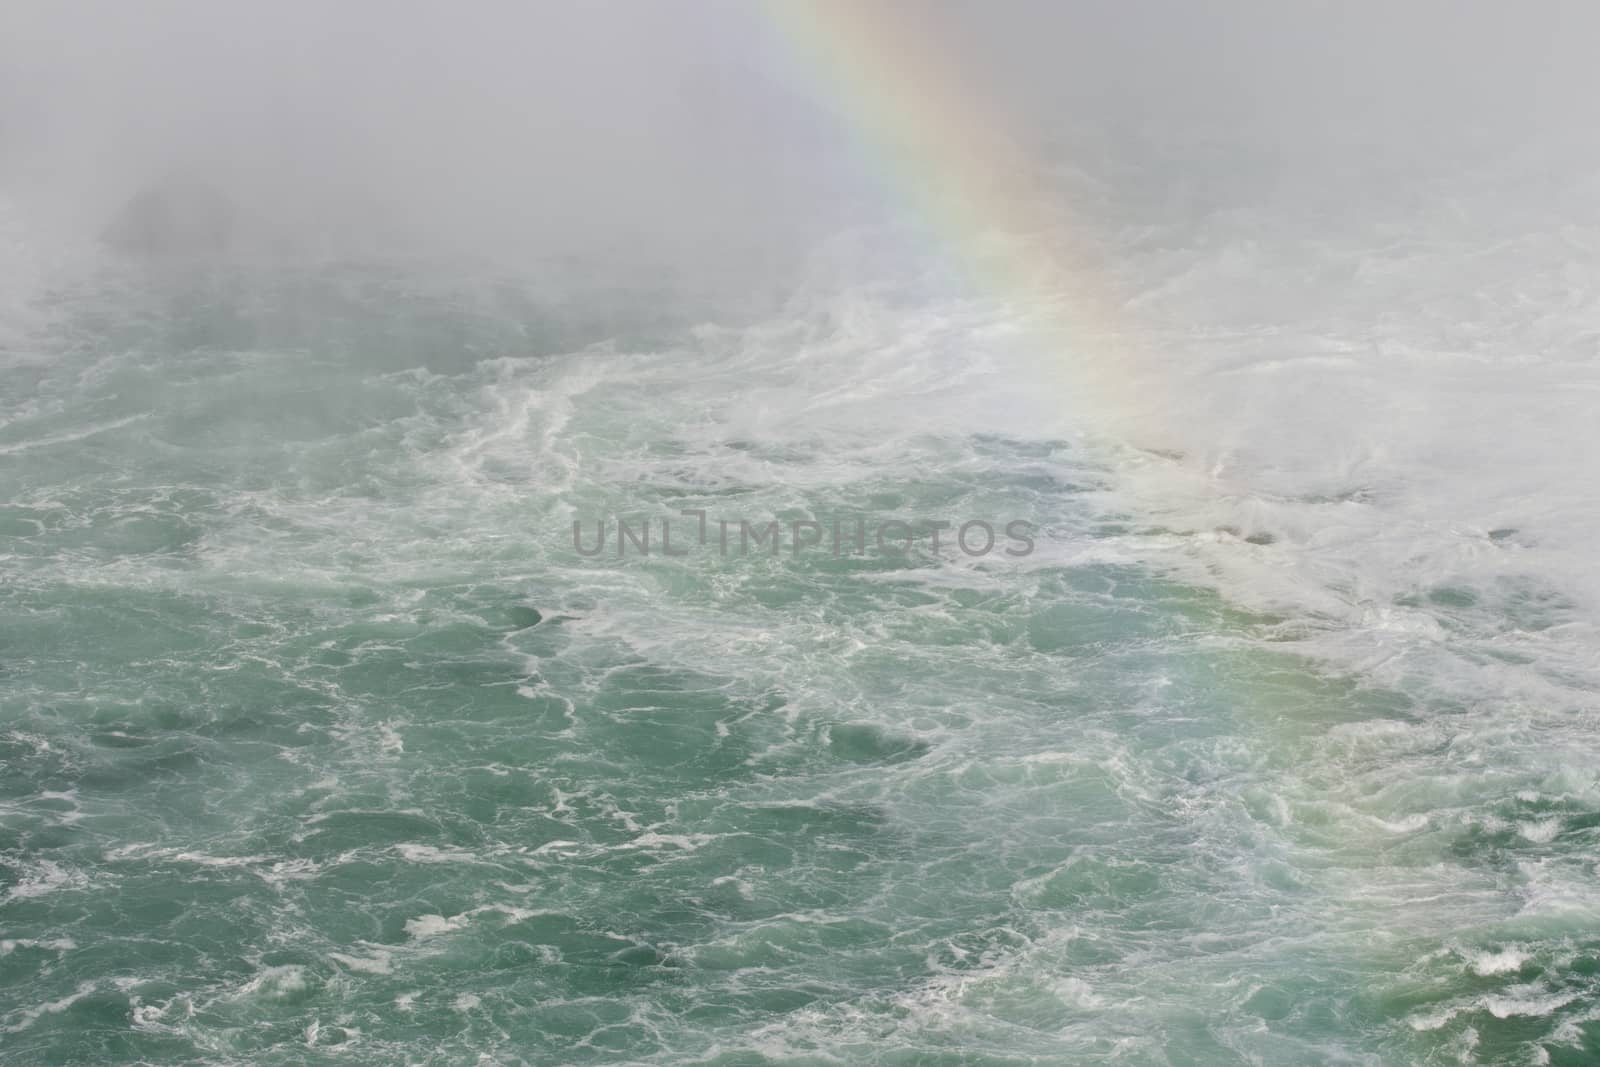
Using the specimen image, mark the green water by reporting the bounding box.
[3,266,1598,1065]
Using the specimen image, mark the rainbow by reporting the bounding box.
[756,0,1167,437]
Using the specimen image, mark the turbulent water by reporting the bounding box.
[3,146,1600,1066]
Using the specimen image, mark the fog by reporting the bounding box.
[4,1,1597,269]
[1,1,852,265]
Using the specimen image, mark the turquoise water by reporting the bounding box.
[3,257,1599,1066]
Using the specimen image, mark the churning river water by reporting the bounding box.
[3,140,1600,1065]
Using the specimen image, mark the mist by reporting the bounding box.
[5,1,1598,270]
[0,1,854,268]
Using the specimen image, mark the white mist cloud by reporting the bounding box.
[0,0,855,264]
[3,1,1596,264]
